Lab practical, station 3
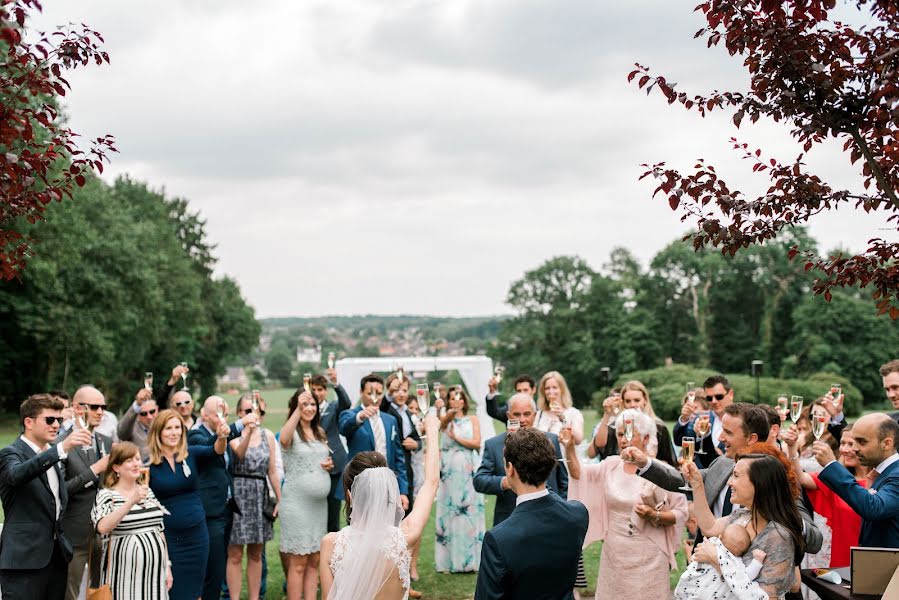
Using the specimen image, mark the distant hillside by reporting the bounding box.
[261,315,508,343]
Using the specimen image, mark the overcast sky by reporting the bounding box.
[34,1,889,318]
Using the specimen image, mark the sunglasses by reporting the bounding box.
[79,403,106,412]
[139,408,158,417]
[174,400,192,407]
[708,393,727,401]
[242,408,266,417]
[43,416,65,426]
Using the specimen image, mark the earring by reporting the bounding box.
[114,472,119,480]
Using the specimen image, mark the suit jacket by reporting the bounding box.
[641,454,824,554]
[338,407,408,497]
[380,399,421,495]
[828,411,899,443]
[818,456,899,548]
[56,429,113,547]
[320,384,351,476]
[0,437,73,570]
[186,423,240,520]
[473,431,568,527]
[475,492,588,600]
[485,394,509,424]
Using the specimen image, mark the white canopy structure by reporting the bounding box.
[335,355,498,441]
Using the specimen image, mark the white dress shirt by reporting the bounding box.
[21,435,67,520]
[516,488,549,506]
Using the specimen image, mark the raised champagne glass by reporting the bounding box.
[327,352,336,369]
[609,391,622,429]
[830,383,842,408]
[76,413,92,451]
[416,384,430,438]
[693,410,710,455]
[179,362,189,391]
[396,364,405,383]
[813,415,827,440]
[494,364,505,385]
[790,396,804,424]
[686,382,696,405]
[144,372,153,393]
[623,417,635,443]
[680,438,696,491]
[215,398,225,422]
[252,389,261,414]
[303,373,312,393]
[777,395,789,420]
[138,467,150,487]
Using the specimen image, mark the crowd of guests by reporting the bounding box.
[0,358,897,600]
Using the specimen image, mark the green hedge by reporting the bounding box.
[591,364,863,421]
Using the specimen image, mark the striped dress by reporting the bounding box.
[91,487,169,600]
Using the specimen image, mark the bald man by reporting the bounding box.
[58,386,114,600]
[813,413,899,548]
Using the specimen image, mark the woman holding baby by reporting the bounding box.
[676,452,807,600]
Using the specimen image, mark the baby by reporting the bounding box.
[674,523,767,600]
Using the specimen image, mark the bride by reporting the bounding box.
[320,413,440,600]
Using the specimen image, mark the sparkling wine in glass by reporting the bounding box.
[494,364,505,385]
[179,362,189,391]
[507,419,520,433]
[693,411,710,455]
[680,438,696,491]
[144,372,153,392]
[215,400,225,422]
[415,384,430,438]
[623,417,634,443]
[327,352,336,369]
[252,389,261,413]
[686,382,696,404]
[830,383,842,407]
[138,467,150,487]
[609,391,622,429]
[77,414,92,451]
[790,396,804,423]
[813,415,827,440]
[303,373,312,393]
[396,365,405,383]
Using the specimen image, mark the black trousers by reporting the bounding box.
[327,473,342,533]
[0,541,68,600]
[201,513,232,600]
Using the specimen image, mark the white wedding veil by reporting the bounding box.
[328,466,406,600]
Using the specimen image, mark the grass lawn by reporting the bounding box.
[0,390,692,599]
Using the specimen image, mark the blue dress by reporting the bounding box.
[149,447,217,600]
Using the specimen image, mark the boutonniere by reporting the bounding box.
[869,487,878,495]
[391,428,397,440]
[182,462,191,478]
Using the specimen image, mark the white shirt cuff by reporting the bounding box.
[132,401,141,413]
[56,443,67,460]
[636,460,652,476]
[830,412,845,424]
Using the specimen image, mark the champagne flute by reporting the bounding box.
[777,395,789,419]
[76,412,92,451]
[144,372,153,393]
[609,390,622,429]
[494,364,505,385]
[623,417,634,443]
[396,364,405,383]
[138,467,150,487]
[790,396,804,424]
[693,410,710,455]
[679,438,696,491]
[327,352,336,369]
[252,389,261,413]
[686,382,696,405]
[507,419,520,433]
[416,384,430,438]
[303,373,312,393]
[215,399,225,422]
[179,362,189,391]
[830,383,842,408]
[812,414,827,440]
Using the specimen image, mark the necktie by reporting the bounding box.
[372,415,387,457]
[722,486,733,517]
[866,469,879,488]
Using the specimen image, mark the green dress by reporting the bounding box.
[435,416,485,572]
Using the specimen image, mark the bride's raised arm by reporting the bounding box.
[401,413,440,546]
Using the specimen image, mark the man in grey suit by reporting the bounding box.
[474,393,568,526]
[312,369,351,533]
[117,387,158,462]
[58,386,114,600]
[622,402,823,554]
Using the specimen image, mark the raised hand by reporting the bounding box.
[620,446,648,468]
[811,440,836,467]
[602,395,620,417]
[680,400,696,422]
[558,427,573,447]
[680,461,704,490]
[487,376,498,394]
[62,428,93,453]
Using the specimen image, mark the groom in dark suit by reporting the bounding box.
[475,427,588,600]
[474,393,568,526]
[0,393,94,600]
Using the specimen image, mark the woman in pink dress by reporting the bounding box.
[562,409,687,599]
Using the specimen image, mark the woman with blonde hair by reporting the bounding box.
[92,441,172,599]
[147,407,230,600]
[534,371,585,444]
[591,380,677,464]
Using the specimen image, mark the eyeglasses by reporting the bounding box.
[79,403,106,412]
[139,408,158,417]
[708,393,727,401]
[43,416,65,426]
[174,400,192,407]
[243,408,266,416]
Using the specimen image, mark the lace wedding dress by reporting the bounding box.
[329,525,411,600]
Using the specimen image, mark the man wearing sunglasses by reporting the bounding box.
[0,393,94,599]
[117,387,159,462]
[170,390,197,430]
[57,385,114,600]
[674,375,734,468]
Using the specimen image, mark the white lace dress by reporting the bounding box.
[329,525,411,600]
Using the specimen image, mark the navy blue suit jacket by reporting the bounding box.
[818,455,899,548]
[186,423,240,519]
[475,492,588,600]
[338,407,408,497]
[0,438,73,570]
[473,431,568,527]
[319,384,351,476]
